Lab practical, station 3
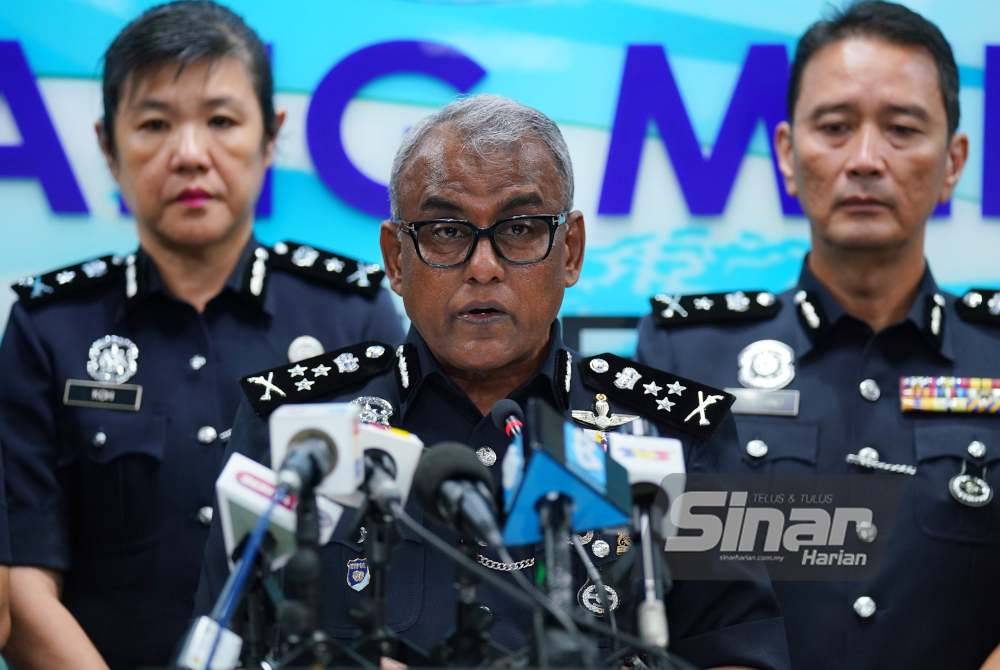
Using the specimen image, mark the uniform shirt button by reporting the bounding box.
[592,539,610,558]
[745,439,769,459]
[856,521,878,543]
[859,379,881,402]
[967,440,987,459]
[197,506,214,527]
[853,596,877,619]
[857,446,880,462]
[92,431,107,448]
[189,355,207,371]
[197,426,218,444]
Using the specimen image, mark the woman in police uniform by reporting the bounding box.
[0,2,402,668]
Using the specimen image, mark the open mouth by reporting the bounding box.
[458,305,507,322]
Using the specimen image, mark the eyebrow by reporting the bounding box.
[808,102,930,122]
[417,195,462,215]
[128,95,245,113]
[499,192,545,213]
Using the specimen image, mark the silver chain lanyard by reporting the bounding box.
[476,554,536,572]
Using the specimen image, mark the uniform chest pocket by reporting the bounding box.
[67,411,168,552]
[913,422,1000,544]
[323,537,426,638]
[736,418,819,473]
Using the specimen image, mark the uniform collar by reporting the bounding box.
[122,237,273,316]
[395,321,572,421]
[792,258,953,361]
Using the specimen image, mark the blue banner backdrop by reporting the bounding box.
[1,0,998,335]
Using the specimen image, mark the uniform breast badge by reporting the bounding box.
[571,393,639,430]
[350,396,394,426]
[949,461,993,508]
[64,334,143,411]
[577,579,620,616]
[346,557,371,591]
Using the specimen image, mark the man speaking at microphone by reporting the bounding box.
[195,94,788,669]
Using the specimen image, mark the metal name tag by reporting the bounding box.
[63,379,142,411]
[726,387,799,416]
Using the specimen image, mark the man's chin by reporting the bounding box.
[820,222,909,252]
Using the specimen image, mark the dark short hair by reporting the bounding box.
[101,0,276,154]
[787,0,960,136]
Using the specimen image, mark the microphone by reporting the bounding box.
[605,432,686,538]
[498,398,632,546]
[605,431,687,650]
[215,452,343,569]
[413,442,504,548]
[362,448,402,511]
[269,403,424,509]
[269,403,364,499]
[277,430,336,494]
[491,399,524,438]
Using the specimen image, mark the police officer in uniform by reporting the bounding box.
[637,3,998,668]
[0,3,403,668]
[196,94,790,669]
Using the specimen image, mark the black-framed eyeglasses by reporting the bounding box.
[397,212,569,268]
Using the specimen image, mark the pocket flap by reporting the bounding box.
[737,418,819,464]
[914,422,1000,464]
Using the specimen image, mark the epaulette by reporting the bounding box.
[268,240,385,300]
[240,341,395,417]
[11,255,123,308]
[579,353,734,440]
[956,289,1000,325]
[650,290,780,328]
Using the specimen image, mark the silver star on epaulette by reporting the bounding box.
[571,393,639,430]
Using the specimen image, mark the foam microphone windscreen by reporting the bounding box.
[490,399,524,431]
[412,441,496,523]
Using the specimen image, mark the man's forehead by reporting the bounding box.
[399,127,559,209]
[795,36,943,116]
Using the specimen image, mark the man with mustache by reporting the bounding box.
[196,93,790,669]
[637,2,998,669]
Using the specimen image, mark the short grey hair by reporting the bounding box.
[388,94,574,220]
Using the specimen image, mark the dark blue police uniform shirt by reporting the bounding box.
[0,239,404,670]
[636,260,1000,670]
[195,322,791,670]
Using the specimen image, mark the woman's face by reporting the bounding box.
[102,56,279,252]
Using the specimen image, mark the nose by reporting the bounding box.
[169,123,210,173]
[464,234,505,284]
[845,124,885,179]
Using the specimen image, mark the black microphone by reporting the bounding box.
[277,429,337,494]
[490,399,524,438]
[413,442,504,548]
[363,449,402,510]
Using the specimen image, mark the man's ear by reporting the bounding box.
[561,210,586,288]
[95,120,119,180]
[263,109,287,166]
[939,131,969,203]
[379,220,404,296]
[774,121,798,198]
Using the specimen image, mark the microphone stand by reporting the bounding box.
[534,492,596,668]
[272,489,335,668]
[432,540,489,666]
[350,453,430,666]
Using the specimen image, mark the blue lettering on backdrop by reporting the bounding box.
[0,40,87,214]
[599,44,798,217]
[306,40,486,218]
[985,46,999,217]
